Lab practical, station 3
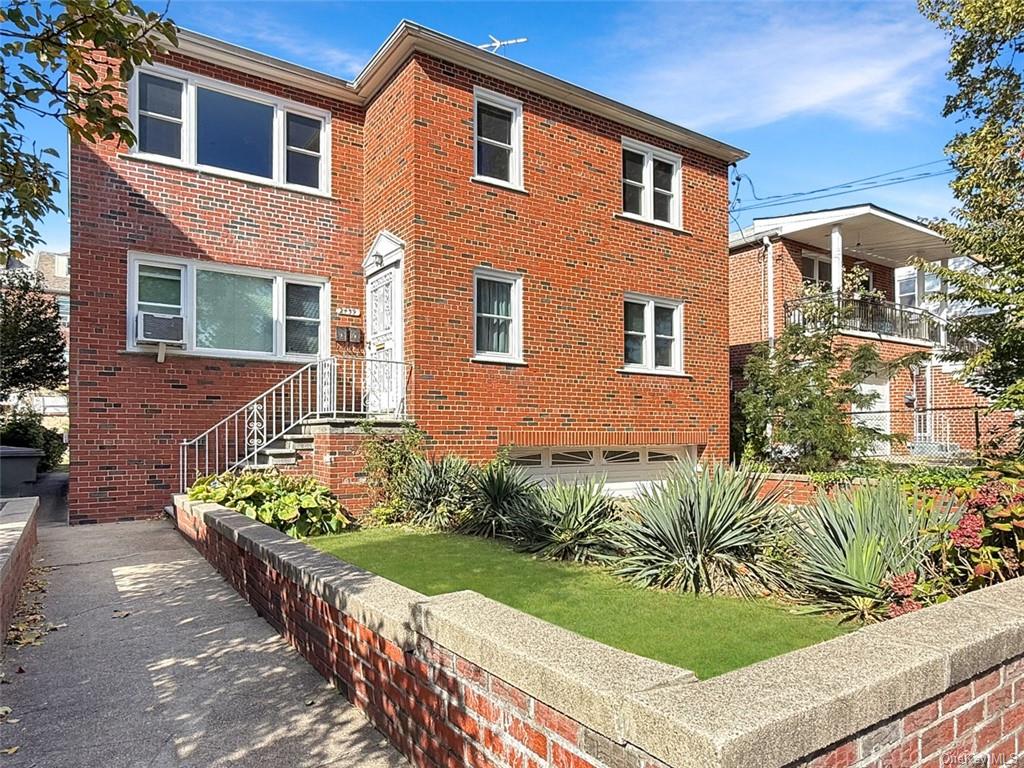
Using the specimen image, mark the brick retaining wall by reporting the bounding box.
[1,498,39,644]
[173,498,1024,768]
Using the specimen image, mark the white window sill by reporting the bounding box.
[122,346,316,365]
[471,355,527,366]
[471,176,528,194]
[119,152,333,200]
[614,212,690,234]
[617,367,693,379]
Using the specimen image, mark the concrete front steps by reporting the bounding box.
[246,416,409,469]
[245,416,411,516]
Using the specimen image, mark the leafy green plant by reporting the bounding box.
[361,423,423,522]
[786,481,957,623]
[399,455,478,530]
[517,477,621,564]
[457,460,540,539]
[0,407,65,471]
[188,470,352,538]
[613,462,785,596]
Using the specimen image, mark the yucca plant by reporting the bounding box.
[785,480,957,623]
[612,461,784,596]
[399,454,477,530]
[518,476,621,563]
[457,461,541,539]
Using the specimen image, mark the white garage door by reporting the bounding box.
[509,446,697,497]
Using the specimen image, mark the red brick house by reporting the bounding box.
[729,205,1014,459]
[69,22,745,523]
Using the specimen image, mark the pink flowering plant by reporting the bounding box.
[916,479,1024,605]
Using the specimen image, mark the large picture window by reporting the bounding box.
[622,294,684,374]
[128,254,328,360]
[130,66,330,193]
[621,138,682,227]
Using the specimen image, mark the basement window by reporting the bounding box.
[130,65,330,193]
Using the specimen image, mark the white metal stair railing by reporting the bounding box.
[179,355,410,491]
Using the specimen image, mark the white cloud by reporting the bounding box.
[181,6,366,79]
[599,3,948,132]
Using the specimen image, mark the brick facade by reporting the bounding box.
[727,233,1018,459]
[70,37,734,521]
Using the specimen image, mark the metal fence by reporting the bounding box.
[851,404,1020,461]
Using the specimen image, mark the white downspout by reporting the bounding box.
[764,236,775,349]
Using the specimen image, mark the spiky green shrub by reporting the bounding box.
[457,461,540,539]
[517,477,621,563]
[188,470,352,538]
[399,454,478,530]
[612,462,784,596]
[785,481,957,623]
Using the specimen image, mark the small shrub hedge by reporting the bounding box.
[188,470,352,538]
[0,407,65,471]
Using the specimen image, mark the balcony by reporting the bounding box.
[784,293,945,346]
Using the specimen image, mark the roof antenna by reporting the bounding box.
[477,35,528,55]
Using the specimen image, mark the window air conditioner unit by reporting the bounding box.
[136,312,185,345]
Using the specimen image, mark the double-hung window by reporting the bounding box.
[473,88,523,189]
[621,138,682,227]
[130,66,330,194]
[622,294,684,373]
[129,254,328,361]
[473,267,523,363]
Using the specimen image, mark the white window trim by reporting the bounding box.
[801,250,833,288]
[472,87,525,192]
[621,292,686,375]
[126,251,330,363]
[472,266,524,364]
[620,137,682,229]
[127,63,332,196]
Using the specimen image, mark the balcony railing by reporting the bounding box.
[784,293,945,345]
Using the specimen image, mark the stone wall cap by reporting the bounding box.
[620,628,950,768]
[193,502,424,647]
[0,496,39,585]
[413,590,696,742]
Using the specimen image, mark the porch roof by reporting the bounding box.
[730,204,955,267]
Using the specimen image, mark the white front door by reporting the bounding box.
[853,375,891,456]
[364,262,403,414]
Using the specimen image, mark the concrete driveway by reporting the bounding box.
[0,520,407,768]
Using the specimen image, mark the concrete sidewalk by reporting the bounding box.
[0,520,407,768]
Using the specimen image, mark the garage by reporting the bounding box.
[508,446,697,496]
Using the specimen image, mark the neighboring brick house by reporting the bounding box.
[729,204,1014,459]
[69,21,745,523]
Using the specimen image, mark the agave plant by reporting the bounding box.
[612,461,784,596]
[399,454,478,530]
[518,476,621,563]
[457,461,541,539]
[785,480,957,623]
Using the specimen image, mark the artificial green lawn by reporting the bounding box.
[312,527,846,679]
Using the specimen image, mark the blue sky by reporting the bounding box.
[31,0,957,252]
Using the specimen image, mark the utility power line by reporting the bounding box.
[733,169,954,213]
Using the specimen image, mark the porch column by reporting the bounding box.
[830,224,843,294]
[915,256,926,307]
